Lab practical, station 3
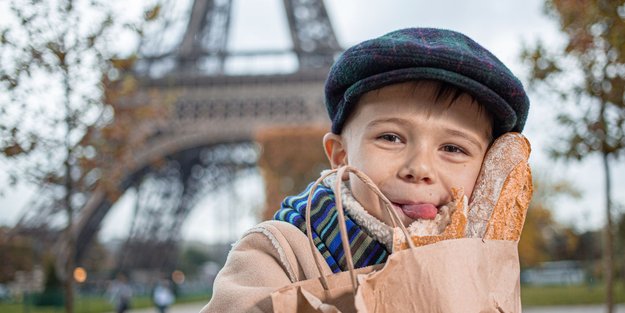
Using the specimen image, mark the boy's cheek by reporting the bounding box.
[467,162,485,196]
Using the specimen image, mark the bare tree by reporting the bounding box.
[522,1,625,312]
[0,1,159,312]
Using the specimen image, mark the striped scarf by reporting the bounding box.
[274,182,389,273]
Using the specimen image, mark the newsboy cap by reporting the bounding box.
[324,27,530,137]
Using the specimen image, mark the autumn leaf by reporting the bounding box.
[144,4,161,22]
[2,143,25,157]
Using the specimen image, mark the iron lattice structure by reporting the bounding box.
[15,0,342,276]
[136,0,341,76]
[116,143,259,270]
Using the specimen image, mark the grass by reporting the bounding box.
[2,283,625,312]
[521,280,625,306]
[0,294,210,313]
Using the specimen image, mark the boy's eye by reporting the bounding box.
[441,145,465,154]
[379,134,402,143]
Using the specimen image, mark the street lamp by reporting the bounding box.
[73,267,87,283]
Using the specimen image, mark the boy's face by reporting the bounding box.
[324,81,492,227]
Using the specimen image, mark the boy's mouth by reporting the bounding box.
[392,202,438,220]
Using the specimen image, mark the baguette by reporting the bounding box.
[393,132,533,251]
[468,132,532,241]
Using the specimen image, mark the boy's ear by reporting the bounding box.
[322,132,347,169]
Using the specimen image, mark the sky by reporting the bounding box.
[1,0,624,243]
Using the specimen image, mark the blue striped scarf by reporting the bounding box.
[273,182,389,273]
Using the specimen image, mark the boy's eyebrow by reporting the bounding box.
[366,117,412,129]
[444,128,487,152]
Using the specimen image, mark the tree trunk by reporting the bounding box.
[602,151,614,313]
[63,63,74,313]
[64,157,74,313]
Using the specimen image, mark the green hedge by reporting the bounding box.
[521,281,625,306]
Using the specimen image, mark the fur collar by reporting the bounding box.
[321,170,394,251]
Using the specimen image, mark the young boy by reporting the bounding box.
[201,27,529,313]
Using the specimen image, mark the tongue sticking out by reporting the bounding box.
[401,203,438,220]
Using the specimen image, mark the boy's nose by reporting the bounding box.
[399,153,434,184]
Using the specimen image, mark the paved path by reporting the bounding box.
[120,302,206,313]
[524,304,625,313]
[124,302,625,313]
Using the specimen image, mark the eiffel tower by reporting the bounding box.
[16,0,341,274]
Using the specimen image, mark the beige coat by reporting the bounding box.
[200,220,335,313]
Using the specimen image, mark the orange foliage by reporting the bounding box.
[255,126,330,220]
[77,63,173,201]
[518,203,554,268]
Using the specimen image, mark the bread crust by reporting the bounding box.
[469,133,532,241]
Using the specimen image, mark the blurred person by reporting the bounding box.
[108,273,133,313]
[153,279,175,313]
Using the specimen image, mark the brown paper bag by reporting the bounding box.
[354,238,521,313]
[271,264,382,313]
[271,166,522,313]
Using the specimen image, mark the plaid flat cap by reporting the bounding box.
[324,27,530,137]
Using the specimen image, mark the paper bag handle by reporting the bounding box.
[304,166,414,292]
